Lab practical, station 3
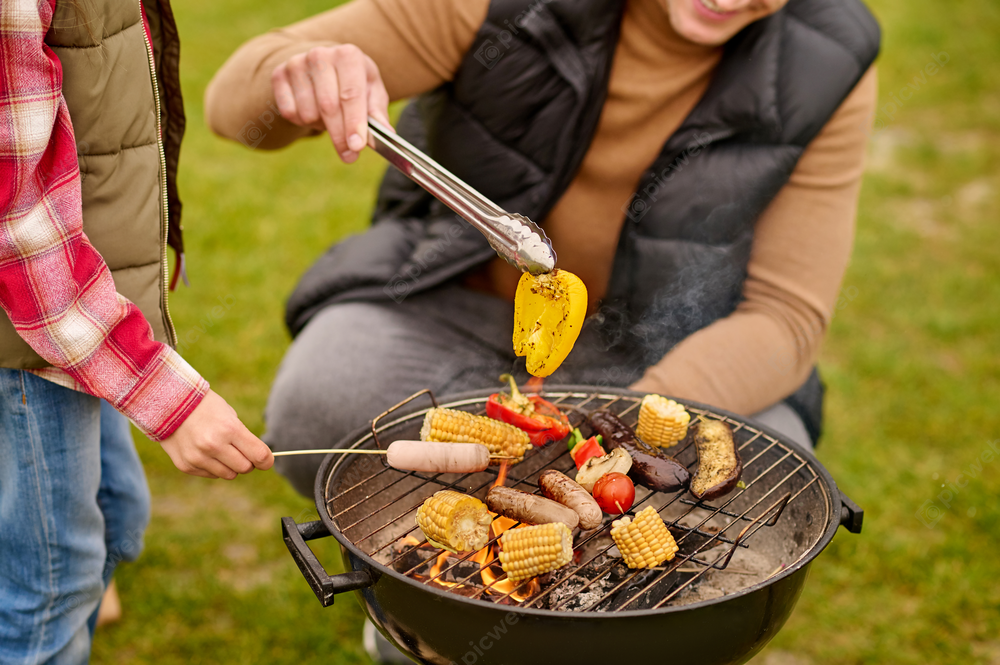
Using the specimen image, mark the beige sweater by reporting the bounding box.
[205,0,877,416]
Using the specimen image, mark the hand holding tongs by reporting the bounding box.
[366,117,556,275]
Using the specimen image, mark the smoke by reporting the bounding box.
[633,251,748,365]
[598,211,752,366]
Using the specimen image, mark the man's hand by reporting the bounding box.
[160,390,274,479]
[271,44,391,163]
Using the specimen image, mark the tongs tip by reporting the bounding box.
[368,116,558,275]
[506,213,557,275]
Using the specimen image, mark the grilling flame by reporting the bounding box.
[428,550,460,588]
[525,376,545,393]
[470,461,541,601]
[413,460,540,601]
[494,459,510,488]
[472,515,541,600]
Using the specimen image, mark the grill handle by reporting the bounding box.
[281,517,377,607]
[838,491,864,534]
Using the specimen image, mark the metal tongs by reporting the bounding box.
[367,117,556,275]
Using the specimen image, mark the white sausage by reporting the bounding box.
[386,440,490,474]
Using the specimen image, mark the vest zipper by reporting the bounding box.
[139,4,178,347]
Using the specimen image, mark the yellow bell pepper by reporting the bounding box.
[512,269,587,377]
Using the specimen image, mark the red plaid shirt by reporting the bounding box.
[0,0,207,441]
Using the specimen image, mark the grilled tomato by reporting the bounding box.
[592,472,635,515]
[513,269,587,377]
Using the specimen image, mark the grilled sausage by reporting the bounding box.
[486,486,580,529]
[386,441,490,474]
[690,420,743,501]
[539,470,603,530]
[588,411,691,493]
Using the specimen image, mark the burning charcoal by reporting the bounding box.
[391,542,439,574]
[534,555,626,612]
[602,566,688,611]
[450,559,485,582]
[575,533,615,561]
[432,582,483,599]
[546,580,617,612]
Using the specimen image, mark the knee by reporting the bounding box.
[265,318,380,452]
[264,378,346,498]
[273,456,320,498]
[266,370,362,449]
[265,352,387,498]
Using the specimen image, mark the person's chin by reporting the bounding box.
[669,0,749,46]
[671,13,732,45]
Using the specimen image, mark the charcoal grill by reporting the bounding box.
[282,386,863,665]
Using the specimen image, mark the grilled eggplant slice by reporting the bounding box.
[690,420,743,501]
[587,411,690,493]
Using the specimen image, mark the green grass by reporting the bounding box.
[91,0,1000,663]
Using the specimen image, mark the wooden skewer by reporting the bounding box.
[272,448,518,460]
[272,449,387,457]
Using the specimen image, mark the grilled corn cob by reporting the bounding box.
[415,490,492,553]
[610,506,678,569]
[498,522,574,582]
[420,408,531,464]
[636,395,691,448]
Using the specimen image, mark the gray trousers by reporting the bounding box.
[264,285,811,498]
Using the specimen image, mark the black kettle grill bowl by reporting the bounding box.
[282,386,863,665]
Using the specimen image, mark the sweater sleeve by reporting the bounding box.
[204,0,489,149]
[630,66,878,415]
[0,0,208,441]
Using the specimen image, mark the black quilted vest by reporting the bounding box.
[286,0,880,440]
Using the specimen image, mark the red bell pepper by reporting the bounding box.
[568,429,605,469]
[486,375,571,447]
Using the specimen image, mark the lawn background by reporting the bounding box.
[91,0,1000,662]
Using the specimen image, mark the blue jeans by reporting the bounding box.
[0,370,151,665]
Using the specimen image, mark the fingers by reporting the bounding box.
[231,428,275,471]
[181,466,217,479]
[271,63,299,125]
[270,45,392,161]
[307,49,352,161]
[366,56,392,129]
[159,443,215,478]
[194,457,239,481]
[310,45,367,162]
[332,45,369,156]
[191,424,270,479]
[159,390,273,480]
[161,442,234,480]
[215,443,256,475]
[287,54,322,128]
[175,443,253,481]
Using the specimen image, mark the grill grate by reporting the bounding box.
[324,389,829,613]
